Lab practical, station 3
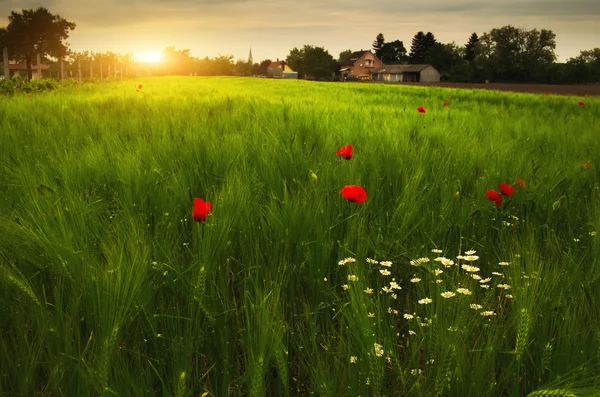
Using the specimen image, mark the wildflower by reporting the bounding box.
[408,330,416,335]
[380,261,392,267]
[461,265,480,272]
[492,272,504,276]
[324,277,327,282]
[435,279,443,284]
[432,249,443,254]
[336,144,353,160]
[374,343,384,357]
[574,238,580,242]
[441,258,454,267]
[434,269,443,276]
[341,185,367,203]
[138,84,143,89]
[387,307,393,313]
[443,101,448,106]
[411,369,422,375]
[515,178,526,189]
[350,356,357,364]
[441,291,456,298]
[456,255,465,260]
[578,101,584,106]
[454,191,460,199]
[364,288,374,294]
[583,162,592,169]
[456,288,472,295]
[380,269,391,276]
[310,171,318,183]
[368,313,375,318]
[417,106,426,113]
[497,284,512,290]
[366,258,379,264]
[499,262,510,266]
[470,304,483,310]
[591,231,597,236]
[480,284,490,289]
[486,190,502,208]
[464,255,479,262]
[386,356,392,364]
[347,274,358,281]
[434,256,446,262]
[342,284,350,290]
[502,221,513,227]
[480,278,492,283]
[481,311,496,316]
[338,259,346,265]
[418,298,432,305]
[410,277,421,283]
[472,274,482,280]
[545,92,550,96]
[345,257,357,263]
[389,281,401,290]
[506,294,514,299]
[499,183,515,196]
[404,313,414,320]
[391,293,398,299]
[192,198,212,222]
[465,250,477,255]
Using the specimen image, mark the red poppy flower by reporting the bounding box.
[341,185,367,203]
[192,198,212,222]
[336,145,353,160]
[417,106,426,113]
[136,89,139,92]
[578,101,584,106]
[583,162,592,169]
[499,183,515,196]
[443,102,448,107]
[515,178,526,189]
[138,84,143,89]
[485,190,502,208]
[545,93,550,96]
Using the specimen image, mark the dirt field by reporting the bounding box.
[400,82,600,96]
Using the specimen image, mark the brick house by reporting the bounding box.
[338,50,383,80]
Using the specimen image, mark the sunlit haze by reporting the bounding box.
[1,0,600,63]
[134,51,163,63]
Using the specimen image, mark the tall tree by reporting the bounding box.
[380,40,407,64]
[286,45,337,80]
[2,7,75,80]
[338,49,352,62]
[409,31,436,63]
[373,33,385,59]
[464,32,479,62]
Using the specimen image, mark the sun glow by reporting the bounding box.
[134,50,163,63]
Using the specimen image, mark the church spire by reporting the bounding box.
[248,47,253,64]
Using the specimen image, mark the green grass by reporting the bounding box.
[1,77,599,396]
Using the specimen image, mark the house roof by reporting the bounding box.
[338,50,371,67]
[372,64,433,74]
[7,63,50,70]
[267,61,287,68]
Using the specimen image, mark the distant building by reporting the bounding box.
[371,64,441,83]
[248,47,253,64]
[267,60,298,79]
[2,62,50,80]
[338,50,383,80]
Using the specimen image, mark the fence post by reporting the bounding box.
[78,59,82,83]
[37,53,42,80]
[90,59,93,79]
[60,57,64,80]
[3,47,9,80]
[100,60,104,83]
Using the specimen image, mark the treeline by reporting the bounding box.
[1,7,599,84]
[367,27,600,84]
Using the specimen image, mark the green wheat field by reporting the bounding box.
[1,77,599,397]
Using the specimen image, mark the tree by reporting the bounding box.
[464,33,479,62]
[380,40,407,64]
[410,31,436,63]
[162,46,195,75]
[373,33,386,59]
[338,49,352,62]
[2,7,75,80]
[286,45,337,80]
[255,59,272,76]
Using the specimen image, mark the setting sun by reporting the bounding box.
[134,50,162,63]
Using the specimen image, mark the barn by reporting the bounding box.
[371,64,440,83]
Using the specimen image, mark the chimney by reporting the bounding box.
[277,58,279,62]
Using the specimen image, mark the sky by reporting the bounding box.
[1,0,599,63]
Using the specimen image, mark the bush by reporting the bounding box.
[0,76,59,95]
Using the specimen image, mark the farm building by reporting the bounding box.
[371,64,440,83]
[338,50,383,80]
[267,60,298,79]
[1,62,49,80]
